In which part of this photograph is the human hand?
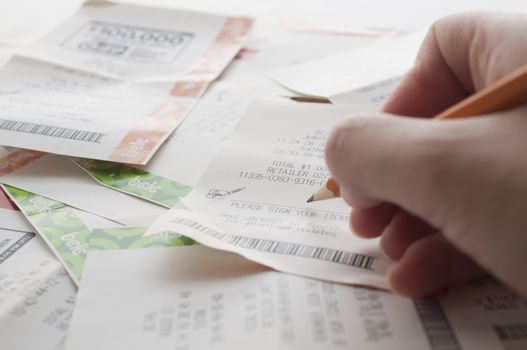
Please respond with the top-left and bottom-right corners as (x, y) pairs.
(325, 12), (527, 297)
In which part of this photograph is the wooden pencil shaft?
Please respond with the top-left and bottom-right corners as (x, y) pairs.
(435, 64), (527, 120)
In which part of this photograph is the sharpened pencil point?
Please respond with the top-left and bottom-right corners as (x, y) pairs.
(306, 195), (314, 203)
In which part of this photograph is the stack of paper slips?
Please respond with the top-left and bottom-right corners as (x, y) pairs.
(0, 1), (526, 350)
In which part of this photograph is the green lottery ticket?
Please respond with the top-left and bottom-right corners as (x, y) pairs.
(2, 184), (91, 285)
(72, 158), (193, 208)
(89, 226), (197, 251)
(2, 185), (197, 286)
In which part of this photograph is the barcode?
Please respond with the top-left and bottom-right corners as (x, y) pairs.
(0, 119), (105, 143)
(0, 231), (35, 264)
(414, 299), (461, 350)
(495, 324), (527, 340)
(170, 217), (377, 270)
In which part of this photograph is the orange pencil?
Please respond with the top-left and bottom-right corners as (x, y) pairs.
(307, 63), (527, 203)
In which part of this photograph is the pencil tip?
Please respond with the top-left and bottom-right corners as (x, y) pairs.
(306, 195), (314, 203)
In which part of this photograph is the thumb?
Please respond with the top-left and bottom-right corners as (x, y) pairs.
(325, 113), (467, 230)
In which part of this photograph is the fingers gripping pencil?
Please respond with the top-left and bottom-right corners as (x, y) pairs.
(307, 63), (527, 203)
(307, 177), (340, 202)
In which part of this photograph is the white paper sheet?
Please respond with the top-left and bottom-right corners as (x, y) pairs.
(0, 1), (252, 164)
(71, 207), (123, 231)
(144, 81), (293, 186)
(0, 46), (13, 67)
(220, 16), (394, 84)
(269, 32), (426, 106)
(0, 154), (166, 226)
(0, 208), (77, 350)
(26, 1), (244, 81)
(147, 99), (391, 289)
(442, 279), (527, 350)
(65, 246), (507, 350)
(0, 0), (82, 46)
(0, 56), (194, 164)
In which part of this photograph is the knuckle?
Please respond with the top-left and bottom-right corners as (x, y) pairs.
(325, 121), (349, 165)
(403, 127), (461, 225)
(432, 12), (479, 31)
(325, 115), (376, 169)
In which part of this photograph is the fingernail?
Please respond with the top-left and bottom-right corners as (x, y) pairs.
(379, 242), (395, 262)
(349, 218), (361, 237)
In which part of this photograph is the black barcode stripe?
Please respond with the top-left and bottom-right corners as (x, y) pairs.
(0, 119), (105, 143)
(171, 217), (376, 270)
(0, 232), (35, 264)
(495, 324), (527, 340)
(414, 299), (461, 350)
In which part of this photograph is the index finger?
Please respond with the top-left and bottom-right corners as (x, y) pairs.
(382, 15), (475, 117)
